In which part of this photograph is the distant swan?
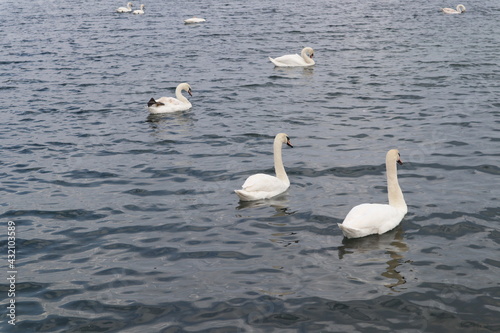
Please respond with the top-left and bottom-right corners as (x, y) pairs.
(441, 4), (466, 14)
(132, 4), (145, 14)
(235, 133), (293, 201)
(184, 17), (206, 24)
(116, 2), (133, 13)
(338, 149), (407, 239)
(269, 47), (315, 67)
(147, 83), (192, 114)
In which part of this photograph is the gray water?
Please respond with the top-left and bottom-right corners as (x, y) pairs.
(1, 0), (499, 332)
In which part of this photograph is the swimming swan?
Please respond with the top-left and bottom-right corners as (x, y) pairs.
(116, 2), (133, 13)
(184, 17), (206, 24)
(132, 4), (145, 14)
(269, 47), (315, 67)
(147, 83), (192, 114)
(235, 133), (293, 201)
(441, 4), (466, 14)
(338, 149), (407, 239)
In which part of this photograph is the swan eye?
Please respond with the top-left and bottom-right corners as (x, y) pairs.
(286, 136), (290, 141)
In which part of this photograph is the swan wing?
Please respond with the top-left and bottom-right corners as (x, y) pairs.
(156, 97), (184, 105)
(234, 173), (289, 201)
(339, 203), (405, 238)
(241, 173), (287, 192)
(442, 7), (458, 14)
(147, 97), (191, 113)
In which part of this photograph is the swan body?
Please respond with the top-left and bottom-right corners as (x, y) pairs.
(184, 17), (206, 24)
(338, 149), (407, 239)
(116, 2), (133, 13)
(235, 133), (293, 201)
(132, 4), (145, 14)
(441, 4), (466, 14)
(147, 83), (192, 114)
(269, 47), (315, 67)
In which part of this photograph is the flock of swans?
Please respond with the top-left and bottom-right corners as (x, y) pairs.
(116, 2), (145, 14)
(126, 2), (467, 238)
(232, 133), (407, 239)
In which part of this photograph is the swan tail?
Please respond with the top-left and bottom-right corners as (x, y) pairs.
(148, 98), (164, 107)
(234, 190), (252, 201)
(338, 223), (367, 239)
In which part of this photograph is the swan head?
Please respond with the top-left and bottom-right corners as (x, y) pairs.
(178, 83), (192, 96)
(127, 2), (133, 6)
(302, 47), (315, 59)
(457, 4), (466, 12)
(387, 149), (403, 165)
(276, 133), (293, 148)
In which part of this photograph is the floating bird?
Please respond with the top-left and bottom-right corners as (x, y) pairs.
(147, 83), (192, 114)
(441, 4), (466, 14)
(269, 47), (315, 67)
(116, 2), (133, 13)
(184, 17), (206, 24)
(235, 133), (293, 201)
(132, 4), (145, 14)
(338, 149), (407, 239)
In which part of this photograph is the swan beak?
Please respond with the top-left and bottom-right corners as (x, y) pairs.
(310, 53), (314, 58)
(286, 140), (293, 148)
(188, 89), (192, 96)
(397, 158), (403, 165)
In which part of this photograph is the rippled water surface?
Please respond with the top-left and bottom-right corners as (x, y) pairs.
(1, 0), (499, 332)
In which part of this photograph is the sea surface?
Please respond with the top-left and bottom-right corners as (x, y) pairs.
(0, 0), (499, 332)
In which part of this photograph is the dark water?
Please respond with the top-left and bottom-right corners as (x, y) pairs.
(1, 0), (499, 332)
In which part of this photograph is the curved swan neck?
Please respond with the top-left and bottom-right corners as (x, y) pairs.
(386, 156), (406, 209)
(300, 48), (314, 65)
(273, 138), (289, 185)
(175, 85), (189, 103)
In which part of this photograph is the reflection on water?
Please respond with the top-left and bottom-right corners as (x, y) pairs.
(146, 110), (195, 137)
(235, 193), (295, 217)
(338, 226), (409, 290)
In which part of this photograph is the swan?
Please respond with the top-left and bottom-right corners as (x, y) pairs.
(116, 2), (133, 13)
(338, 149), (407, 239)
(269, 47), (315, 67)
(441, 4), (466, 14)
(184, 17), (206, 24)
(132, 4), (145, 14)
(147, 83), (192, 114)
(235, 133), (293, 201)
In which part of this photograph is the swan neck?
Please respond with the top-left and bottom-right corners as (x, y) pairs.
(176, 86), (189, 103)
(301, 49), (314, 64)
(273, 139), (289, 185)
(386, 159), (406, 210)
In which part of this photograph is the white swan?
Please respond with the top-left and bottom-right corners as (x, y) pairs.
(269, 47), (315, 67)
(147, 83), (192, 114)
(338, 149), (407, 239)
(116, 2), (133, 13)
(441, 4), (466, 14)
(132, 4), (145, 14)
(235, 133), (293, 201)
(184, 17), (206, 24)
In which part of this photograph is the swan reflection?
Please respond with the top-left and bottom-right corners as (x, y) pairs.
(338, 226), (408, 290)
(236, 193), (295, 217)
